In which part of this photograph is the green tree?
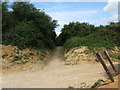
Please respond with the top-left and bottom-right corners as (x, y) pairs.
(57, 22), (95, 46)
(2, 2), (58, 50)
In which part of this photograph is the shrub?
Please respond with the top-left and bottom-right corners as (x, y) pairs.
(63, 31), (116, 52)
(12, 56), (22, 62)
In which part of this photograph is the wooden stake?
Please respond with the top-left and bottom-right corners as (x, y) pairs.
(104, 51), (118, 75)
(96, 53), (114, 82)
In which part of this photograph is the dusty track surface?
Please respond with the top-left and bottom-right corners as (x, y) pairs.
(2, 47), (119, 88)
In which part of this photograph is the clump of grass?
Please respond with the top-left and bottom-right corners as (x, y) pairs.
(23, 57), (29, 59)
(21, 61), (28, 64)
(23, 54), (30, 59)
(37, 50), (46, 57)
(24, 54), (30, 57)
(29, 48), (32, 51)
(91, 79), (104, 88)
(14, 48), (21, 54)
(109, 53), (120, 60)
(68, 86), (74, 88)
(16, 49), (20, 54)
(12, 56), (22, 62)
(29, 52), (34, 56)
(2, 53), (8, 58)
(80, 82), (90, 88)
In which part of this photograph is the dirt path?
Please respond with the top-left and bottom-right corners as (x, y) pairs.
(2, 47), (119, 88)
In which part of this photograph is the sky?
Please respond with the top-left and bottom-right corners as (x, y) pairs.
(4, 0), (119, 36)
(32, 0), (118, 35)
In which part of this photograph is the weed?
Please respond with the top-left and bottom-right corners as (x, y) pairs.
(109, 53), (120, 60)
(68, 86), (74, 88)
(29, 52), (34, 56)
(91, 79), (104, 88)
(29, 48), (32, 51)
(80, 82), (90, 88)
(21, 61), (28, 64)
(23, 54), (31, 59)
(23, 57), (29, 59)
(14, 48), (20, 54)
(12, 56), (22, 62)
(24, 54), (30, 57)
(2, 53), (8, 58)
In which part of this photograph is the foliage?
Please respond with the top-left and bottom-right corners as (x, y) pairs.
(2, 2), (58, 50)
(63, 28), (117, 52)
(12, 56), (22, 62)
(56, 22), (95, 46)
(2, 2), (119, 52)
(56, 22), (120, 52)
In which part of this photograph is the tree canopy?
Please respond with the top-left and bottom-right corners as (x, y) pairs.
(57, 22), (120, 51)
(2, 2), (58, 49)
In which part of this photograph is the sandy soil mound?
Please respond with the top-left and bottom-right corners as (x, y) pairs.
(64, 46), (119, 65)
(0, 44), (50, 74)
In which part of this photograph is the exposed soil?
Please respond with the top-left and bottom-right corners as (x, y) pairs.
(98, 74), (120, 88)
(1, 47), (119, 88)
(1, 45), (50, 74)
(64, 46), (119, 65)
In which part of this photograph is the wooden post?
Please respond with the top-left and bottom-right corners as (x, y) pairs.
(96, 53), (114, 82)
(104, 51), (118, 75)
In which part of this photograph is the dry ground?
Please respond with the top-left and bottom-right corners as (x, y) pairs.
(1, 47), (119, 88)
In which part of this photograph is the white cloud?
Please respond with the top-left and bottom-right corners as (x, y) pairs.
(30, 0), (107, 2)
(100, 0), (119, 24)
(47, 10), (97, 34)
(56, 31), (61, 36)
(48, 11), (97, 16)
(47, 10), (97, 25)
(30, 0), (108, 2)
(103, 0), (119, 14)
(100, 14), (118, 23)
(3, 0), (108, 2)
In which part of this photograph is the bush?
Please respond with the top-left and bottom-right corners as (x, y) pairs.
(63, 31), (116, 52)
(6, 21), (46, 49)
(2, 2), (57, 50)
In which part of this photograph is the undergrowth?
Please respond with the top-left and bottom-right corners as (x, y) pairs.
(63, 31), (116, 53)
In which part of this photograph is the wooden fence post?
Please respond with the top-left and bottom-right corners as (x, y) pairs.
(96, 53), (114, 82)
(104, 51), (118, 75)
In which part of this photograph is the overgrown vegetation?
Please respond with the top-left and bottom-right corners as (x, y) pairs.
(2, 2), (119, 54)
(57, 22), (120, 52)
(2, 2), (58, 50)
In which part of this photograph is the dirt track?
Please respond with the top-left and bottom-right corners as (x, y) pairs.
(1, 47), (119, 88)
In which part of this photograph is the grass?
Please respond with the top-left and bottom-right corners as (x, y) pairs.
(2, 53), (8, 58)
(80, 82), (90, 88)
(12, 56), (22, 62)
(29, 52), (34, 56)
(21, 60), (28, 64)
(109, 53), (120, 60)
(68, 86), (74, 88)
(91, 81), (104, 88)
